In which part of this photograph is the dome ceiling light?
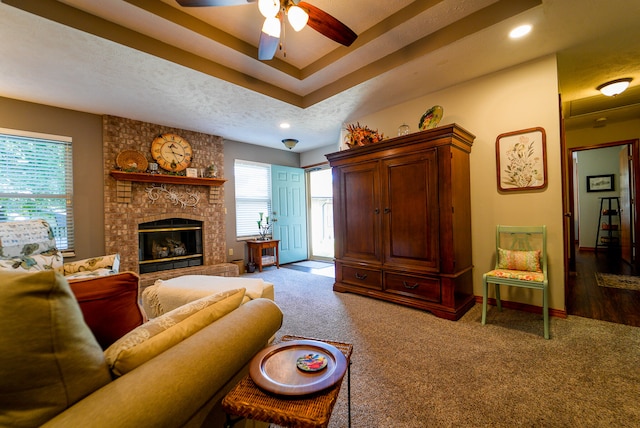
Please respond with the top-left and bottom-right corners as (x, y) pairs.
(597, 78), (633, 97)
(282, 138), (298, 149)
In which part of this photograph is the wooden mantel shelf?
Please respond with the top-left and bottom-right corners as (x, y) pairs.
(110, 170), (226, 187)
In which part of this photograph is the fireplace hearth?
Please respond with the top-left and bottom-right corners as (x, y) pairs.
(138, 218), (203, 274)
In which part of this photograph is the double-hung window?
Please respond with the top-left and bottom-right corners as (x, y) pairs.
(234, 160), (271, 239)
(0, 128), (74, 251)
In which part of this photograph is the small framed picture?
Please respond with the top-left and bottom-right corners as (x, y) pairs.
(586, 174), (615, 192)
(185, 167), (198, 178)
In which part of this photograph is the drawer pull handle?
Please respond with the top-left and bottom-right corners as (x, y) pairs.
(355, 273), (368, 280)
(403, 281), (419, 289)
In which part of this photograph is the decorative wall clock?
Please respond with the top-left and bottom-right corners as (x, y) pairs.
(151, 133), (192, 172)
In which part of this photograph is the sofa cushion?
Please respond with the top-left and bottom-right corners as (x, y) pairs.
(0, 270), (112, 427)
(104, 288), (246, 377)
(68, 272), (145, 349)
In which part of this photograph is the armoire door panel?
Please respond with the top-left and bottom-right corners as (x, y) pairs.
(338, 162), (381, 262)
(382, 151), (439, 268)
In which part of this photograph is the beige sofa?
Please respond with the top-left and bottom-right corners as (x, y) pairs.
(0, 270), (283, 428)
(44, 298), (282, 427)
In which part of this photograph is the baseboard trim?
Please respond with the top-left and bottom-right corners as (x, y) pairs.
(474, 295), (567, 319)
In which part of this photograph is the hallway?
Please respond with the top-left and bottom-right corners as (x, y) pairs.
(568, 245), (640, 327)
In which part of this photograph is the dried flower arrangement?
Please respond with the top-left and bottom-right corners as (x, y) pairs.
(344, 122), (385, 148)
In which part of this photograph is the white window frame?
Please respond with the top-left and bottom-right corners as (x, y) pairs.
(234, 159), (271, 239)
(0, 127), (74, 251)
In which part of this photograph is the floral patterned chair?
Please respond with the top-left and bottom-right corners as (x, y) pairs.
(481, 225), (549, 339)
(0, 219), (119, 279)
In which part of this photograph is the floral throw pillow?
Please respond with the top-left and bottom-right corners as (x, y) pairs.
(497, 248), (542, 272)
(0, 220), (63, 273)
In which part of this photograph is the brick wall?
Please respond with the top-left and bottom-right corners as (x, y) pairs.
(103, 115), (227, 278)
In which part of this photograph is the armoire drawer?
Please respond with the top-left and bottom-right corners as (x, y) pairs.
(340, 265), (382, 290)
(384, 272), (441, 302)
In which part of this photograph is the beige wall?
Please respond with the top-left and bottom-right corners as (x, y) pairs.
(0, 96), (105, 260)
(319, 56), (565, 311)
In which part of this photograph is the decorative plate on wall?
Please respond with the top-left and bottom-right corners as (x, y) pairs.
(419, 105), (444, 130)
(116, 149), (148, 172)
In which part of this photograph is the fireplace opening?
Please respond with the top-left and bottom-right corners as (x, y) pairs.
(138, 218), (203, 274)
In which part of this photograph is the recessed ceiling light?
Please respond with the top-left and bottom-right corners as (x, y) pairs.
(509, 24), (532, 39)
(280, 122), (291, 129)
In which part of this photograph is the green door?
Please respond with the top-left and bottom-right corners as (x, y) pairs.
(271, 165), (308, 264)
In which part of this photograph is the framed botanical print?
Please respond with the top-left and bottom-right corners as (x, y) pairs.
(496, 127), (547, 192)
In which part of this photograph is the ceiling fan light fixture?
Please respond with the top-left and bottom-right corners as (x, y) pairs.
(597, 78), (633, 96)
(258, 0), (280, 18)
(282, 138), (298, 149)
(287, 5), (309, 31)
(262, 16), (281, 38)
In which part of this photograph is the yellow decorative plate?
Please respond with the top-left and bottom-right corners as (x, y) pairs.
(116, 150), (148, 172)
(419, 105), (443, 130)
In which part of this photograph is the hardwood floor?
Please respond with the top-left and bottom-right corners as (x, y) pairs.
(568, 245), (640, 327)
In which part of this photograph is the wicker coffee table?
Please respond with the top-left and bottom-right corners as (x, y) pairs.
(222, 335), (353, 428)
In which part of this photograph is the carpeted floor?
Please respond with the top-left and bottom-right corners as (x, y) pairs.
(595, 272), (640, 291)
(244, 267), (640, 427)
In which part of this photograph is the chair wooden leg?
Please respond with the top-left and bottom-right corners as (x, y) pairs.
(482, 278), (488, 325)
(495, 284), (502, 312)
(543, 286), (549, 339)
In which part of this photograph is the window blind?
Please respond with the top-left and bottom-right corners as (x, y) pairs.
(0, 128), (74, 251)
(234, 160), (271, 238)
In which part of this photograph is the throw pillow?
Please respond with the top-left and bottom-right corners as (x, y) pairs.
(497, 248), (542, 272)
(105, 288), (246, 377)
(63, 253), (120, 277)
(0, 219), (63, 273)
(0, 271), (112, 427)
(69, 272), (145, 349)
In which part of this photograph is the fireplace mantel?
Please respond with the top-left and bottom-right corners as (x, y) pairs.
(110, 171), (226, 204)
(110, 170), (226, 187)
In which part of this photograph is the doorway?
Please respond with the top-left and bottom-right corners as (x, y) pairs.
(307, 167), (334, 260)
(565, 139), (640, 326)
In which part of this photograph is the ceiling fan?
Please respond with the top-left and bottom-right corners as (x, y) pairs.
(176, 0), (358, 60)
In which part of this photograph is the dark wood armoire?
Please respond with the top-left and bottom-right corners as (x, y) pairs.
(326, 124), (475, 320)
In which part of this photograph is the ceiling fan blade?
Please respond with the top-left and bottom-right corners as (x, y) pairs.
(176, 0), (255, 7)
(258, 32), (279, 60)
(298, 1), (357, 47)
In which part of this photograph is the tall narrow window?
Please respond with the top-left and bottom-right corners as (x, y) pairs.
(0, 128), (74, 251)
(234, 160), (271, 238)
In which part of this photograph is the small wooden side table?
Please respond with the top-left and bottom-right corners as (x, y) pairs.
(222, 335), (353, 428)
(246, 239), (280, 272)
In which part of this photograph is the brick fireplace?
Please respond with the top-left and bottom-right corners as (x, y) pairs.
(102, 115), (235, 287)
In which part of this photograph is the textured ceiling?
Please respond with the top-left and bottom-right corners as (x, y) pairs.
(0, 0), (638, 152)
